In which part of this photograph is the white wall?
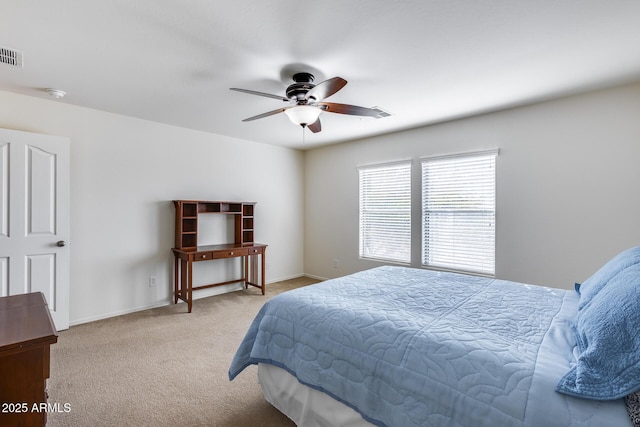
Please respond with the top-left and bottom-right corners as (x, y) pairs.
(0, 90), (305, 325)
(304, 82), (640, 289)
(3, 80), (639, 324)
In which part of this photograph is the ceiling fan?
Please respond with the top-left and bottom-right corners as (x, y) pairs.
(230, 72), (388, 133)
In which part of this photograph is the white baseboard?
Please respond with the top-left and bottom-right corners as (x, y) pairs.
(69, 273), (310, 327)
(268, 272), (307, 282)
(70, 300), (173, 326)
(303, 273), (329, 281)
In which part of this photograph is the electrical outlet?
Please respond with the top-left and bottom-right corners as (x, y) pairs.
(333, 259), (339, 269)
(149, 276), (157, 287)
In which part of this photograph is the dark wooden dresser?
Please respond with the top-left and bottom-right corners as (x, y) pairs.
(0, 292), (58, 426)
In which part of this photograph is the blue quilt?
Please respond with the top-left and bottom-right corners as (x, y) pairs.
(229, 266), (630, 427)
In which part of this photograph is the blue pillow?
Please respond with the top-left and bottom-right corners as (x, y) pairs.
(556, 263), (640, 399)
(577, 246), (640, 309)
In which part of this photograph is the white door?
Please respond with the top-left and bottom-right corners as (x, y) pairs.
(0, 128), (70, 330)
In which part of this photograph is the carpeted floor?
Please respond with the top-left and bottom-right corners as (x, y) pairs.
(47, 276), (319, 426)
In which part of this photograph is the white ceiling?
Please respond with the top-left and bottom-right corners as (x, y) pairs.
(2, 1), (640, 149)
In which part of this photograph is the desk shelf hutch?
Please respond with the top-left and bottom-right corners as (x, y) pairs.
(172, 200), (267, 312)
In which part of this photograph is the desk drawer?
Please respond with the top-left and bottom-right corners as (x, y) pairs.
(211, 248), (248, 259)
(247, 246), (264, 255)
(194, 252), (213, 261)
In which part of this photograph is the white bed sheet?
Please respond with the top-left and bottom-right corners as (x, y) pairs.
(258, 362), (373, 427)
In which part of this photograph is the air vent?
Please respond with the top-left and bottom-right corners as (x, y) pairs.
(0, 46), (23, 68)
(371, 106), (392, 118)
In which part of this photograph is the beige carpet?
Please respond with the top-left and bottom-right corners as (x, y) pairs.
(47, 276), (319, 427)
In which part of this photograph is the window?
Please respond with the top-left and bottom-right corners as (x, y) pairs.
(421, 150), (498, 275)
(359, 161), (411, 263)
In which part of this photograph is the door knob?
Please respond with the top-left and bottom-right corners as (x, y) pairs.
(57, 241), (67, 247)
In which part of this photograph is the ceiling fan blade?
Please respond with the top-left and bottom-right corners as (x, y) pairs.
(230, 88), (289, 102)
(242, 107), (287, 122)
(317, 102), (382, 118)
(308, 118), (321, 133)
(305, 77), (347, 101)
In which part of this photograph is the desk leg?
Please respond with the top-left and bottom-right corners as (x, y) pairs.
(178, 258), (190, 312)
(187, 258), (193, 313)
(173, 255), (179, 304)
(261, 251), (266, 295)
(179, 259), (187, 301)
(244, 256), (249, 289)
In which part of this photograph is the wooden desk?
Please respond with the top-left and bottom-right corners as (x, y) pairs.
(0, 292), (58, 427)
(172, 243), (267, 312)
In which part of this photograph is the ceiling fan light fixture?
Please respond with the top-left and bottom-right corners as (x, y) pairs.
(285, 105), (321, 127)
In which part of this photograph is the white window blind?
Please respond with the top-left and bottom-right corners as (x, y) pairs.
(421, 150), (497, 275)
(359, 161), (411, 263)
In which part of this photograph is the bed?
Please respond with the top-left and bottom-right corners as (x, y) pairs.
(229, 247), (640, 426)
